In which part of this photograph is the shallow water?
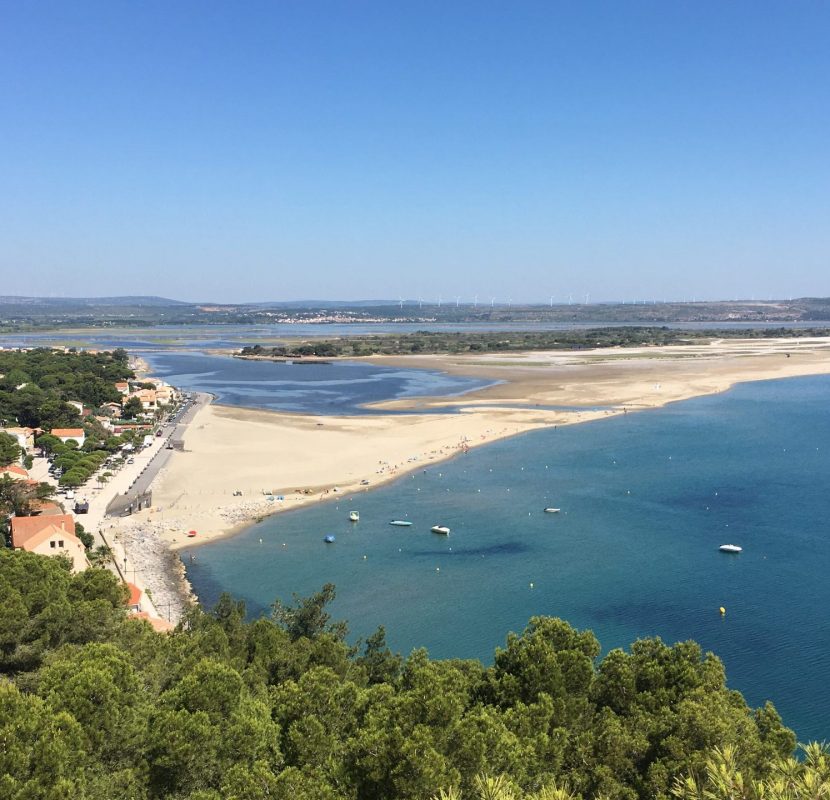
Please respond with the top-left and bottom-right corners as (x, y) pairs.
(187, 374), (830, 742)
(142, 350), (493, 415)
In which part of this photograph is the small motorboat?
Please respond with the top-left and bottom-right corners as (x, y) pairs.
(187, 530), (197, 538)
(719, 544), (742, 553)
(389, 520), (413, 527)
(543, 507), (561, 513)
(349, 510), (359, 522)
(430, 525), (450, 535)
(324, 535), (336, 543)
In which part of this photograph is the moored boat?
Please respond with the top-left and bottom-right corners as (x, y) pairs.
(543, 507), (561, 513)
(349, 510), (359, 522)
(389, 520), (413, 527)
(324, 535), (336, 543)
(719, 544), (742, 553)
(430, 525), (450, 535)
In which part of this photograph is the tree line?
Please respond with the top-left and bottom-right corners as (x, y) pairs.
(238, 327), (829, 359)
(2, 552), (826, 800)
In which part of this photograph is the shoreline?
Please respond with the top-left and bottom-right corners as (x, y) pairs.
(112, 337), (830, 573)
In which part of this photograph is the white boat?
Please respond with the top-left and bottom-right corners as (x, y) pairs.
(543, 507), (561, 513)
(389, 520), (413, 527)
(719, 544), (742, 553)
(430, 525), (450, 535)
(349, 511), (359, 522)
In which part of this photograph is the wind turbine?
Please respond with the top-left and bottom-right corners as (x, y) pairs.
(398, 297), (404, 310)
(438, 295), (442, 308)
(549, 295), (554, 307)
(473, 294), (478, 308)
(584, 293), (590, 305)
(455, 296), (461, 308)
(490, 296), (495, 308)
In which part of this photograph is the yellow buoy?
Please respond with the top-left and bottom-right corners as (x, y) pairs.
(719, 606), (726, 615)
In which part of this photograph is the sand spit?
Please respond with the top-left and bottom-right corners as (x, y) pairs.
(114, 336), (830, 563)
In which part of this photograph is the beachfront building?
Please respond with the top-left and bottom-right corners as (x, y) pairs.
(154, 384), (176, 405)
(124, 582), (175, 632)
(50, 427), (86, 447)
(10, 514), (88, 572)
(126, 582), (147, 613)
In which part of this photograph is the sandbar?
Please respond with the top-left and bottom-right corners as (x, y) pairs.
(114, 336), (830, 554)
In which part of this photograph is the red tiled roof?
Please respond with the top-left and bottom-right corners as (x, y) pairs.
(10, 514), (75, 548)
(50, 428), (85, 437)
(0, 465), (29, 477)
(19, 524), (83, 553)
(126, 582), (143, 607)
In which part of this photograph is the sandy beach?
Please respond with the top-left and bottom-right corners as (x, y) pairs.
(111, 336), (830, 560)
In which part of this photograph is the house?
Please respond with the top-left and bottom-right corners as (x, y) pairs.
(29, 499), (65, 516)
(154, 385), (176, 405)
(1, 426), (36, 452)
(128, 389), (157, 410)
(0, 465), (29, 481)
(126, 582), (146, 612)
(101, 402), (122, 417)
(10, 514), (87, 572)
(115, 381), (130, 395)
(50, 428), (86, 447)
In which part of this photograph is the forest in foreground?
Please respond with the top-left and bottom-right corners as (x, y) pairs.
(1, 550), (827, 800)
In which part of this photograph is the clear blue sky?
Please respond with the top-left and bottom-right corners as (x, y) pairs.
(2, 1), (829, 303)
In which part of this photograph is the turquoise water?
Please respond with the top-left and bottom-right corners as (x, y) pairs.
(186, 375), (830, 743)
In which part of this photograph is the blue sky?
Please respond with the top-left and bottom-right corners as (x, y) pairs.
(2, 1), (829, 303)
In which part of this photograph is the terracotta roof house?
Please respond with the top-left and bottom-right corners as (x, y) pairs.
(126, 582), (145, 612)
(129, 389), (157, 410)
(0, 465), (29, 481)
(50, 428), (86, 446)
(10, 514), (87, 572)
(115, 382), (130, 395)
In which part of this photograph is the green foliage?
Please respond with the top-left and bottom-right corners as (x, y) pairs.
(238, 327), (830, 360)
(0, 347), (132, 429)
(0, 554), (821, 800)
(0, 431), (21, 466)
(123, 395), (144, 419)
(271, 582), (349, 642)
(0, 475), (54, 531)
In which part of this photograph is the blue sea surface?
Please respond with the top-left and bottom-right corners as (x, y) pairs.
(187, 375), (830, 743)
(141, 350), (493, 414)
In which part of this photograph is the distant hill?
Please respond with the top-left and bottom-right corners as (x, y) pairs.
(0, 295), (189, 307)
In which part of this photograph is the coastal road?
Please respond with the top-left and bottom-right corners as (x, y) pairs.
(114, 391), (211, 506)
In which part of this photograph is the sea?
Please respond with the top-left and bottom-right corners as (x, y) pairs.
(180, 371), (830, 744)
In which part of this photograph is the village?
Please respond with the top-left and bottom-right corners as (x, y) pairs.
(0, 348), (190, 632)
